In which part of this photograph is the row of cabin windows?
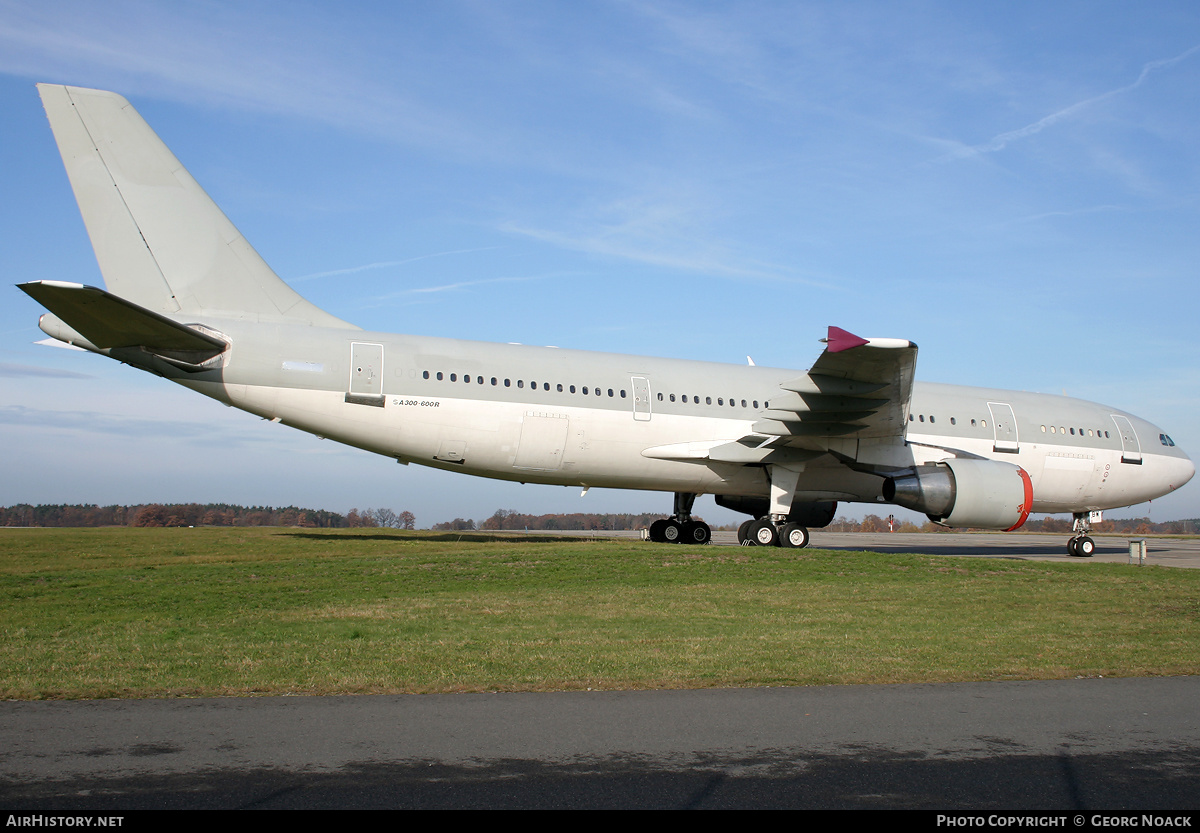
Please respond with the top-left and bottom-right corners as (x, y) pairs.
(658, 393), (759, 409)
(909, 413), (1119, 442)
(420, 370), (762, 409)
(908, 414), (984, 428)
(423, 370), (624, 397)
(1040, 425), (1112, 439)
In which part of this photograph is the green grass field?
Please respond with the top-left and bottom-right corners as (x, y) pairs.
(2, 527), (1197, 699)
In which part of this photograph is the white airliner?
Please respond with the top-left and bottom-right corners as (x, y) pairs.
(20, 85), (1195, 554)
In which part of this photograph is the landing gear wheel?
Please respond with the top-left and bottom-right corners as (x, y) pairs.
(649, 519), (668, 543)
(1066, 538), (1079, 557)
(683, 521), (711, 545)
(779, 522), (810, 549)
(737, 520), (754, 545)
(662, 520), (683, 543)
(1076, 536), (1095, 557)
(747, 519), (779, 547)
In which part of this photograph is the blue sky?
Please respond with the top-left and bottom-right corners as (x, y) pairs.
(1, 1), (1197, 527)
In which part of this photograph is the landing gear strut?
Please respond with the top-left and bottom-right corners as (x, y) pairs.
(648, 492), (711, 544)
(1067, 512), (1096, 557)
(735, 464), (811, 548)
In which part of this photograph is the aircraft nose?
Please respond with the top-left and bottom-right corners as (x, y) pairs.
(1178, 452), (1197, 489)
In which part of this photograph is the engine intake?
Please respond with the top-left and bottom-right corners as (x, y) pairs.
(884, 459), (1032, 531)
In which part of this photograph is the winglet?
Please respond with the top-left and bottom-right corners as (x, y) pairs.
(822, 326), (870, 353)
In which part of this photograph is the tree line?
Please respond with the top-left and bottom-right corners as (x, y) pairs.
(3, 503), (1194, 535)
(0, 503), (413, 529)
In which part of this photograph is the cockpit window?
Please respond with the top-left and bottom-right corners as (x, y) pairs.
(1161, 433), (1176, 447)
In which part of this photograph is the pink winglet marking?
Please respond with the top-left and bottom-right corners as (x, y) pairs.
(826, 326), (870, 353)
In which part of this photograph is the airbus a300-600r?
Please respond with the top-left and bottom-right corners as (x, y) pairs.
(20, 86), (1195, 554)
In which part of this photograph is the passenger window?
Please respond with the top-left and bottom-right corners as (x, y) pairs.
(422, 370), (430, 379)
(706, 397), (712, 405)
(450, 373), (457, 382)
(608, 389), (614, 397)
(504, 379), (510, 387)
(437, 372), (444, 381)
(491, 377), (497, 386)
(620, 390), (626, 398)
(557, 384), (563, 392)
(670, 394), (676, 402)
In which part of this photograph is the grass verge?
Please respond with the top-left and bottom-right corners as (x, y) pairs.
(2, 527), (1197, 699)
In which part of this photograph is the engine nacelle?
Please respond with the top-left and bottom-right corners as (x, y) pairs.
(883, 459), (1033, 531)
(715, 495), (838, 528)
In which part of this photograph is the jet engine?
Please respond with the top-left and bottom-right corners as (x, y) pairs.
(883, 459), (1032, 531)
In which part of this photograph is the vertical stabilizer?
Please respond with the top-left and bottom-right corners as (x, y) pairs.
(37, 84), (354, 328)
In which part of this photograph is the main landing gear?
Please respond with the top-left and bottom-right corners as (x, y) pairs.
(736, 463), (811, 548)
(1067, 512), (1096, 557)
(736, 518), (810, 548)
(648, 492), (712, 545)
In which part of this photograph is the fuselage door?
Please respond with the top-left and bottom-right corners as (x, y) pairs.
(1110, 414), (1142, 464)
(346, 342), (385, 407)
(632, 376), (651, 421)
(987, 401), (1019, 453)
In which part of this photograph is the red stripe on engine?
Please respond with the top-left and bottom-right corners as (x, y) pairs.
(1006, 467), (1034, 531)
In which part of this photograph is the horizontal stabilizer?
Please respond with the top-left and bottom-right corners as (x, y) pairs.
(19, 281), (226, 360)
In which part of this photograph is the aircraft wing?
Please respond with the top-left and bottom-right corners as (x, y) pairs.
(642, 326), (917, 465)
(752, 326), (917, 446)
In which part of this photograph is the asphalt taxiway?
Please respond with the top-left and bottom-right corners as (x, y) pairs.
(2, 677), (1198, 810)
(560, 530), (1200, 568)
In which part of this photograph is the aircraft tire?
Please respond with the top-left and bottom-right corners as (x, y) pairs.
(779, 522), (810, 549)
(662, 520), (683, 543)
(684, 521), (711, 545)
(747, 519), (778, 547)
(649, 519), (668, 543)
(737, 520), (754, 544)
(1076, 536), (1096, 557)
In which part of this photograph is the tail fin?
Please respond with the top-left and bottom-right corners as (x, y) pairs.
(37, 84), (354, 329)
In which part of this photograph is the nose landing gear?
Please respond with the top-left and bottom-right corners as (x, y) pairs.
(1067, 512), (1096, 557)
